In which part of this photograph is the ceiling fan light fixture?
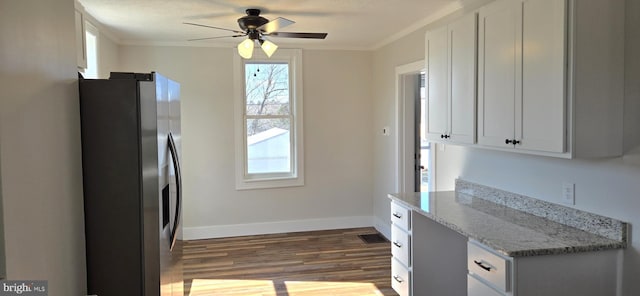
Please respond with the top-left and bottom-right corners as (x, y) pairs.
(237, 38), (254, 59)
(260, 39), (278, 57)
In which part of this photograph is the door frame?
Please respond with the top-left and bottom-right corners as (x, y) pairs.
(395, 60), (436, 193)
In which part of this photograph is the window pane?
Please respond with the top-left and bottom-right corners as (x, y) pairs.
(247, 118), (291, 174)
(245, 63), (290, 116)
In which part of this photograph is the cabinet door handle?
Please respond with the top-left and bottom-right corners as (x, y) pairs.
(393, 241), (402, 248)
(392, 212), (402, 219)
(474, 260), (492, 272)
(505, 139), (520, 145)
(393, 275), (404, 283)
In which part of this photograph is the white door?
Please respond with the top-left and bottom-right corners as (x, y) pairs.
(477, 0), (521, 149)
(425, 25), (449, 142)
(518, 0), (566, 153)
(448, 13), (477, 144)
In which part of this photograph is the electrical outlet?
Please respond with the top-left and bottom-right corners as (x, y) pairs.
(562, 182), (575, 205)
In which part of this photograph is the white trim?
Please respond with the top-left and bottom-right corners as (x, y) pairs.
(183, 216), (374, 240)
(372, 1), (465, 50)
(395, 61), (426, 193)
(233, 48), (305, 190)
(373, 216), (391, 240)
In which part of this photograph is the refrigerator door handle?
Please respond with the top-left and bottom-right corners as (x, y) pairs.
(168, 132), (181, 251)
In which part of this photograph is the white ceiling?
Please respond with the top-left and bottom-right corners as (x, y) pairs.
(78, 0), (467, 50)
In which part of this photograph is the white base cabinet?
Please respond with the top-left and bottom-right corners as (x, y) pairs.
(390, 201), (412, 296)
(391, 258), (411, 296)
(467, 240), (620, 296)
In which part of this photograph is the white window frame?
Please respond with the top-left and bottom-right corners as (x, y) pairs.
(233, 48), (304, 190)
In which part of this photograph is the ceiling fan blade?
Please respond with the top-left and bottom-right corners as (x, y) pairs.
(183, 22), (245, 34)
(268, 32), (328, 39)
(258, 17), (295, 34)
(188, 35), (245, 41)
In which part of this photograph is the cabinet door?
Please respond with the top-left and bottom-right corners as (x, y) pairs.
(477, 0), (521, 148)
(518, 0), (566, 152)
(448, 13), (477, 144)
(425, 26), (449, 142)
(468, 275), (505, 296)
(74, 8), (87, 69)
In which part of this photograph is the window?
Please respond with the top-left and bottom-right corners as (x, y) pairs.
(234, 49), (304, 189)
(83, 21), (99, 79)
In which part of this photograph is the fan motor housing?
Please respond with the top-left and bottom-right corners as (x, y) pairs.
(238, 9), (269, 31)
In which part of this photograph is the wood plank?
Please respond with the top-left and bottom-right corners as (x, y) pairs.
(183, 227), (398, 296)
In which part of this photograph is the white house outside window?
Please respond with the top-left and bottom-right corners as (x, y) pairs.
(234, 49), (304, 190)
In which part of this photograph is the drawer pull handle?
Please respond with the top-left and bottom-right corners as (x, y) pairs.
(393, 241), (402, 248)
(474, 260), (492, 272)
(392, 212), (402, 219)
(393, 275), (404, 283)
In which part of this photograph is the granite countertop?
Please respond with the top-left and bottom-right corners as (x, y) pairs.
(388, 190), (626, 257)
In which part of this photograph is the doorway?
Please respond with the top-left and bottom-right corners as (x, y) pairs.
(396, 61), (434, 193)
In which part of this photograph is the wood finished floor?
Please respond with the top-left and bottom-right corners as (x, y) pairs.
(183, 227), (399, 296)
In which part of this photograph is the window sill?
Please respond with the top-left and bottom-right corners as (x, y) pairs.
(235, 176), (304, 190)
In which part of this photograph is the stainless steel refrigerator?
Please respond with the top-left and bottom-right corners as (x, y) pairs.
(79, 72), (183, 296)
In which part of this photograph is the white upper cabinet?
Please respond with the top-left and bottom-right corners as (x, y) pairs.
(75, 2), (87, 70)
(476, 0), (623, 158)
(478, 0), (565, 153)
(425, 25), (449, 141)
(425, 13), (477, 145)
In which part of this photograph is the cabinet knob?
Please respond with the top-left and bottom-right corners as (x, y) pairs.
(440, 134), (445, 139)
(445, 135), (450, 139)
(514, 140), (521, 145)
(505, 139), (513, 144)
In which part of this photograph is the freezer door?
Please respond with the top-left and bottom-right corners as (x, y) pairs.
(168, 77), (183, 296)
(155, 73), (183, 296)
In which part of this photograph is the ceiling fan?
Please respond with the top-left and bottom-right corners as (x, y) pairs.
(184, 8), (328, 59)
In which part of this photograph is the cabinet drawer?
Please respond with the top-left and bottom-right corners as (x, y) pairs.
(467, 241), (510, 293)
(468, 274), (505, 296)
(390, 201), (411, 231)
(391, 224), (411, 267)
(391, 258), (411, 296)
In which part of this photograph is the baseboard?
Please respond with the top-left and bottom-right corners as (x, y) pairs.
(373, 216), (391, 240)
(183, 216), (375, 240)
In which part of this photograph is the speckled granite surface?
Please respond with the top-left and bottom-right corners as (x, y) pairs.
(455, 179), (628, 242)
(388, 183), (627, 257)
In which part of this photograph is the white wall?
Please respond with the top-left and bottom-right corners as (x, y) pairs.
(0, 0), (86, 294)
(117, 46), (375, 238)
(372, 0), (640, 294)
(96, 29), (119, 79)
